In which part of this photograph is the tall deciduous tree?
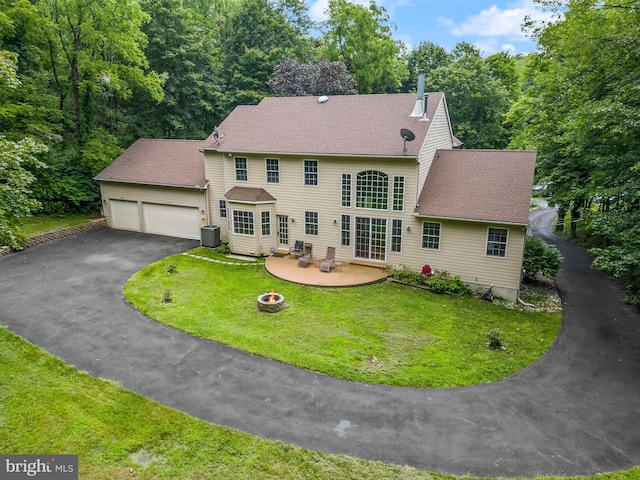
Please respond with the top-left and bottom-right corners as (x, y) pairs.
(426, 42), (511, 148)
(221, 0), (312, 107)
(320, 0), (406, 94)
(509, 0), (640, 303)
(402, 41), (452, 93)
(133, 0), (225, 139)
(268, 57), (356, 96)
(0, 51), (46, 248)
(35, 0), (164, 146)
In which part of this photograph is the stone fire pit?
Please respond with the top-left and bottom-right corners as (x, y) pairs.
(257, 291), (286, 313)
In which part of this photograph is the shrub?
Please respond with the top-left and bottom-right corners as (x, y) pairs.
(523, 236), (563, 281)
(427, 276), (448, 294)
(449, 276), (472, 296)
(215, 243), (231, 254)
(487, 329), (505, 350)
(165, 262), (177, 274)
(161, 290), (172, 304)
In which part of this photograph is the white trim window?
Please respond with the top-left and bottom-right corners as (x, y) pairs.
(391, 219), (402, 253)
(219, 199), (227, 218)
(422, 222), (441, 250)
(304, 160), (318, 186)
(341, 173), (352, 207)
(266, 158), (279, 183)
(235, 157), (248, 181)
(341, 214), (351, 246)
(261, 211), (271, 236)
(486, 227), (508, 257)
(233, 210), (254, 235)
(305, 211), (319, 235)
(392, 176), (405, 212)
(356, 170), (388, 210)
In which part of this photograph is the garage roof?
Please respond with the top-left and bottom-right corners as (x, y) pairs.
(94, 139), (207, 188)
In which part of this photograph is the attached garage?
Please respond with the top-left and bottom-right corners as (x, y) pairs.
(142, 203), (201, 239)
(95, 139), (209, 240)
(110, 200), (141, 231)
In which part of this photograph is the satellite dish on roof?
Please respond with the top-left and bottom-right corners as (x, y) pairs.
(400, 128), (415, 141)
(318, 95), (329, 104)
(400, 128), (415, 154)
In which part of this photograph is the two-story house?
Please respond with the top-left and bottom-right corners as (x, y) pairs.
(95, 86), (535, 301)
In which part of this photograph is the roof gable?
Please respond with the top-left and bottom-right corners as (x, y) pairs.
(416, 149), (537, 225)
(205, 93), (446, 158)
(94, 139), (207, 188)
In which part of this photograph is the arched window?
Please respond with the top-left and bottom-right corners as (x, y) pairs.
(356, 170), (388, 210)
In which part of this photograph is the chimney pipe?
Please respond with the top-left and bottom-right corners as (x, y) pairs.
(410, 69), (427, 117)
(416, 69), (425, 99)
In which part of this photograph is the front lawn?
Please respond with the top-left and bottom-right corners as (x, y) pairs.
(3, 326), (637, 479)
(124, 248), (561, 388)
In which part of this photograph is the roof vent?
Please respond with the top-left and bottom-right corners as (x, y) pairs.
(318, 95), (329, 104)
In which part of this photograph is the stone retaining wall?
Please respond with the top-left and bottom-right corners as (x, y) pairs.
(0, 218), (108, 260)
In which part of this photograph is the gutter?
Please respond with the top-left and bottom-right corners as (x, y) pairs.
(200, 148), (419, 160)
(94, 178), (210, 190)
(412, 211), (528, 227)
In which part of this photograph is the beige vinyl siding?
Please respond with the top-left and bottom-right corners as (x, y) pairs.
(203, 151), (230, 243)
(226, 203), (275, 256)
(100, 182), (206, 236)
(417, 99), (455, 194)
(209, 153), (419, 259)
(394, 218), (525, 301)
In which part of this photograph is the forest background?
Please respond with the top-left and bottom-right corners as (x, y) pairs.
(0, 0), (638, 304)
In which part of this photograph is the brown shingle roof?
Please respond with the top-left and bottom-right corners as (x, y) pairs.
(416, 149), (537, 225)
(205, 93), (446, 157)
(224, 186), (276, 203)
(94, 139), (206, 188)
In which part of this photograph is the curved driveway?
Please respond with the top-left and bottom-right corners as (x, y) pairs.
(1, 213), (639, 478)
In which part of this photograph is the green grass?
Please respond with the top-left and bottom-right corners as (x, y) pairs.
(124, 248), (562, 388)
(18, 213), (100, 237)
(2, 326), (639, 480)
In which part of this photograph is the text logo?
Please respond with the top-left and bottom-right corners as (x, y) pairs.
(1, 455), (78, 479)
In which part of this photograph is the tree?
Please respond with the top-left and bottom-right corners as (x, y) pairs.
(132, 0), (225, 139)
(268, 57), (356, 96)
(319, 0), (407, 94)
(426, 42), (512, 148)
(221, 0), (313, 107)
(509, 0), (640, 304)
(34, 0), (164, 146)
(402, 41), (452, 93)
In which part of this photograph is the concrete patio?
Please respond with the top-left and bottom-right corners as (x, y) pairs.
(264, 254), (388, 287)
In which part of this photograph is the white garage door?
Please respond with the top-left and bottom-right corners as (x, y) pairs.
(110, 200), (141, 231)
(142, 203), (201, 239)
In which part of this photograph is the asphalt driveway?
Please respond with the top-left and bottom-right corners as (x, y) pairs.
(1, 214), (639, 477)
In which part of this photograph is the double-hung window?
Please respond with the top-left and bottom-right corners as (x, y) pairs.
(391, 219), (402, 253)
(235, 157), (248, 181)
(266, 158), (279, 183)
(422, 222), (441, 250)
(261, 211), (271, 236)
(305, 211), (318, 235)
(341, 215), (351, 247)
(392, 176), (405, 212)
(304, 160), (318, 186)
(341, 174), (352, 207)
(219, 200), (227, 218)
(486, 228), (508, 257)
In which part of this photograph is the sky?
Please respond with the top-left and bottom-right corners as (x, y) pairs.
(307, 0), (555, 56)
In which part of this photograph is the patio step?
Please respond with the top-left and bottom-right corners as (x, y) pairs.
(349, 260), (388, 270)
